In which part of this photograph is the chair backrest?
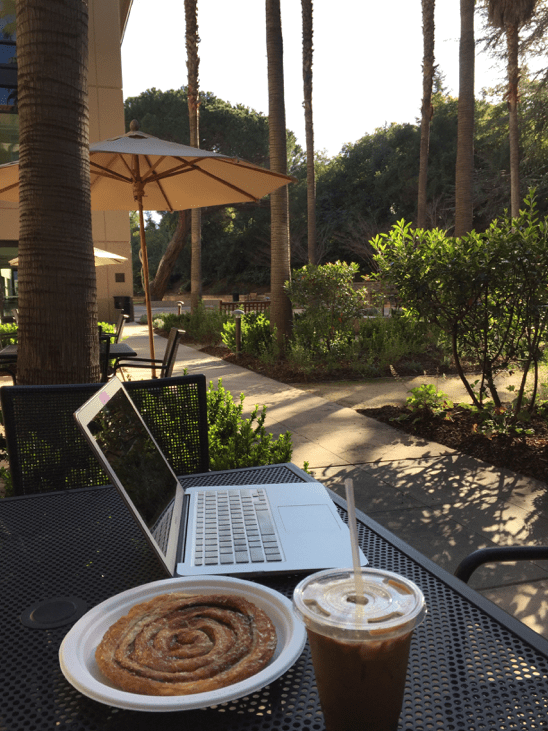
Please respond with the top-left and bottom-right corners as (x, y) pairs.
(99, 332), (111, 382)
(0, 374), (209, 496)
(114, 311), (129, 343)
(160, 328), (184, 378)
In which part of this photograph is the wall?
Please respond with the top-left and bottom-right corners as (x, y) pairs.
(0, 0), (133, 322)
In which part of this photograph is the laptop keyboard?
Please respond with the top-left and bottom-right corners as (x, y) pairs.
(193, 488), (283, 566)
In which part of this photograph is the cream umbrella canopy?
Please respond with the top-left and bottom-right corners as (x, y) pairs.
(0, 121), (295, 372)
(9, 247), (127, 268)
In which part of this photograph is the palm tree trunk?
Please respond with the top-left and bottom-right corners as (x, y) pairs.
(266, 0), (292, 348)
(185, 0), (201, 313)
(302, 0), (316, 264)
(507, 23), (520, 217)
(15, 0), (99, 384)
(417, 0), (435, 229)
(454, 0), (476, 237)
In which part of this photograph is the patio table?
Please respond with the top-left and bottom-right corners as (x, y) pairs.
(0, 341), (137, 382)
(0, 341), (137, 359)
(1, 463), (548, 730)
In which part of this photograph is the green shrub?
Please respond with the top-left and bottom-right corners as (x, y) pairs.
(207, 379), (292, 471)
(152, 303), (229, 345)
(0, 378), (296, 497)
(285, 261), (368, 355)
(98, 321), (116, 336)
(0, 322), (18, 346)
(373, 191), (548, 419)
(221, 311), (276, 358)
(357, 313), (441, 370)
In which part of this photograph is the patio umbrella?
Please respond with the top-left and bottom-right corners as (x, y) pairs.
(8, 247), (127, 268)
(0, 121), (295, 374)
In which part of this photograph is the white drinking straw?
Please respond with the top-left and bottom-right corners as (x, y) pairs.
(345, 478), (365, 602)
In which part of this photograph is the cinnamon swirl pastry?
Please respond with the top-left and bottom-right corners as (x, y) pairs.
(95, 593), (277, 695)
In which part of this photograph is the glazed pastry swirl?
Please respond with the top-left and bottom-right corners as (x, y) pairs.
(95, 593), (277, 695)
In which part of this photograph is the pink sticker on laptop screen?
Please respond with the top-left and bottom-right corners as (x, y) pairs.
(99, 392), (111, 404)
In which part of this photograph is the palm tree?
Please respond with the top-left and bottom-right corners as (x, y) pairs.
(15, 0), (99, 383)
(487, 0), (539, 217)
(454, 0), (476, 237)
(266, 0), (292, 347)
(302, 0), (316, 263)
(185, 0), (202, 313)
(417, 0), (436, 229)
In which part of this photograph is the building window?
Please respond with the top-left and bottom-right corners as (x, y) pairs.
(115, 273), (125, 283)
(0, 3), (18, 162)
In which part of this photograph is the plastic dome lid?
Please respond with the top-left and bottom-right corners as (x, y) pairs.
(293, 567), (426, 641)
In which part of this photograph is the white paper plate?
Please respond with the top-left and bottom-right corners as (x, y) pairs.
(59, 575), (306, 712)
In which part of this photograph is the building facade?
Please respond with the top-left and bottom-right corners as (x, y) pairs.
(0, 0), (134, 321)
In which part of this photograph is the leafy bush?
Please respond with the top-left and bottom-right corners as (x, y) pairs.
(373, 192), (548, 420)
(0, 378), (296, 498)
(98, 321), (116, 336)
(152, 303), (229, 345)
(221, 311), (277, 360)
(406, 384), (453, 414)
(285, 261), (368, 355)
(0, 322), (18, 346)
(357, 312), (442, 371)
(207, 379), (292, 471)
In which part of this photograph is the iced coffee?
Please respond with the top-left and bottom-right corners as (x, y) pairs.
(293, 568), (426, 731)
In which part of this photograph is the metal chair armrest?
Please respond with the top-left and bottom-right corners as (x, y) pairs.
(455, 546), (548, 583)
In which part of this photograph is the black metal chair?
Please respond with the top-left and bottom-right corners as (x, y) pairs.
(455, 546), (548, 583)
(0, 355), (17, 383)
(0, 374), (209, 496)
(112, 327), (184, 380)
(99, 331), (111, 382)
(103, 310), (129, 343)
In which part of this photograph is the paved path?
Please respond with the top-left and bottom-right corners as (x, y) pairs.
(121, 317), (548, 640)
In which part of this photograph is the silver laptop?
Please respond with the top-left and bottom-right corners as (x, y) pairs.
(74, 377), (367, 577)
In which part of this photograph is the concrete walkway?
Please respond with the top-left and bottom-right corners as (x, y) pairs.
(122, 314), (548, 640)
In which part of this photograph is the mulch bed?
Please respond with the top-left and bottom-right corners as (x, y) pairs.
(358, 405), (548, 484)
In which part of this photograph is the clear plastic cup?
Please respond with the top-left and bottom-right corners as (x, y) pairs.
(293, 567), (426, 731)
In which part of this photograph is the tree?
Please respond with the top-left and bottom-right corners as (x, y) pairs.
(373, 193), (548, 417)
(185, 0), (201, 312)
(454, 0), (476, 236)
(487, 0), (539, 216)
(15, 0), (99, 384)
(124, 88), (275, 288)
(302, 0), (316, 263)
(148, 211), (191, 300)
(417, 0), (436, 228)
(266, 0), (292, 347)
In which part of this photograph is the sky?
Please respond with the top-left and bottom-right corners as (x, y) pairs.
(121, 1), (507, 159)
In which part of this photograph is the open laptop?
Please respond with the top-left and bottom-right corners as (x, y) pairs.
(74, 377), (367, 577)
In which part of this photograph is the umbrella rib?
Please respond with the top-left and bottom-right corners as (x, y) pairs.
(0, 181), (19, 195)
(151, 163), (259, 202)
(141, 155), (174, 211)
(210, 157), (297, 182)
(140, 154), (167, 178)
(90, 160), (133, 184)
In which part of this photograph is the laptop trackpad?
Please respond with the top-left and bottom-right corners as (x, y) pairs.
(278, 505), (341, 533)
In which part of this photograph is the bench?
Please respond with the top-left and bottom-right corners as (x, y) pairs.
(219, 300), (270, 315)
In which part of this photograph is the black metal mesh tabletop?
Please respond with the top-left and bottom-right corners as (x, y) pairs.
(2, 464), (548, 731)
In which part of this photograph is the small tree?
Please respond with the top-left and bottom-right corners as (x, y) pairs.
(285, 261), (368, 354)
(372, 192), (548, 419)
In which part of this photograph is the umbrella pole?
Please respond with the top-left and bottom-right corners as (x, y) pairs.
(138, 200), (157, 378)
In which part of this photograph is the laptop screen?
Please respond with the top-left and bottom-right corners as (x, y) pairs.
(86, 386), (179, 553)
